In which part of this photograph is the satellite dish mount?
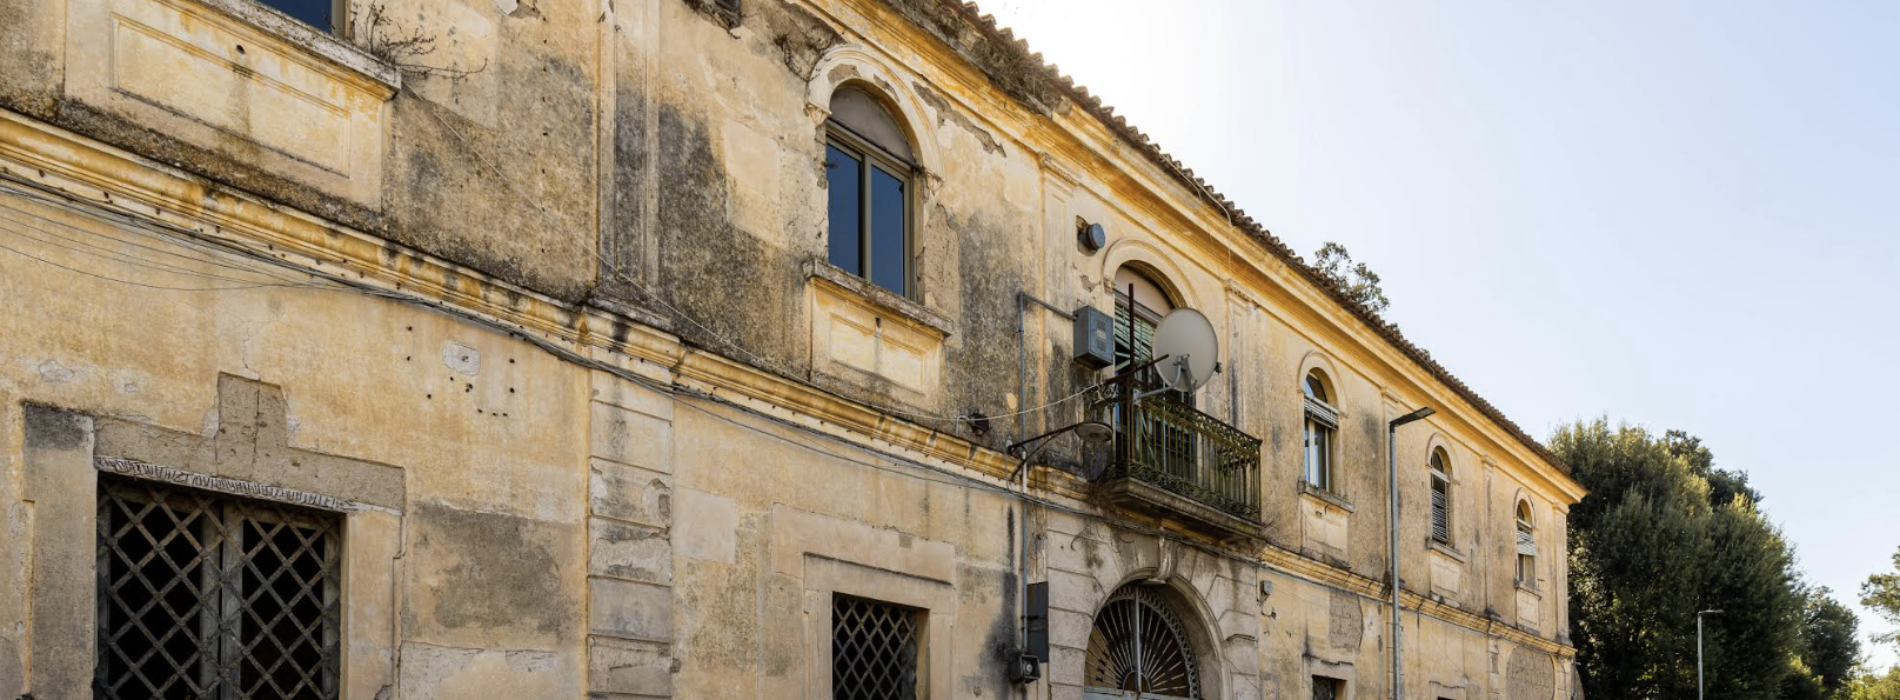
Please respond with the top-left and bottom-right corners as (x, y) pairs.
(1111, 282), (1221, 401)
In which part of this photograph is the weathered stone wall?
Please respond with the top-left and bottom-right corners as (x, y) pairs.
(0, 0), (1582, 697)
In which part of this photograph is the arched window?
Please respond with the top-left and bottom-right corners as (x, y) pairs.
(1515, 500), (1537, 587)
(825, 86), (915, 297)
(1429, 448), (1451, 544)
(1302, 370), (1339, 493)
(1112, 266), (1176, 388)
(1085, 585), (1204, 698)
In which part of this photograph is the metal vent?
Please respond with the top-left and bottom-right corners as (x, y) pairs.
(95, 475), (341, 699)
(832, 594), (920, 700)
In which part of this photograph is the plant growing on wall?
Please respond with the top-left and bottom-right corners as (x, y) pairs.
(1312, 242), (1390, 316)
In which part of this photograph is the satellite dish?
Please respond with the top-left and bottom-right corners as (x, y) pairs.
(1151, 308), (1219, 393)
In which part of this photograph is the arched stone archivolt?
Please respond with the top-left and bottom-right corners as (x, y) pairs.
(805, 45), (944, 186)
(1042, 523), (1260, 700)
(1099, 238), (1202, 313)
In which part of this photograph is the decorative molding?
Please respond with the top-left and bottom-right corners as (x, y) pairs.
(0, 109), (1578, 663)
(95, 456), (362, 512)
(805, 258), (954, 337)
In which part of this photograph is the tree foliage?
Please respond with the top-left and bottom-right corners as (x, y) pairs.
(1312, 242), (1390, 316)
(1849, 666), (1900, 700)
(1864, 546), (1900, 650)
(1554, 420), (1815, 700)
(1787, 588), (1866, 700)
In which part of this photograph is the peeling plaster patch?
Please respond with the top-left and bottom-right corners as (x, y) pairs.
(201, 405), (221, 439)
(36, 358), (76, 383)
(491, 0), (518, 14)
(412, 503), (572, 639)
(1327, 592), (1362, 650)
(914, 83), (1003, 155)
(444, 341), (482, 376)
(826, 64), (861, 86)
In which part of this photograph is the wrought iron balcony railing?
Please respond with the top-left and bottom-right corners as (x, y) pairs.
(1092, 385), (1264, 533)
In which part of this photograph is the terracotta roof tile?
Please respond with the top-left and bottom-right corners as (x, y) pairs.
(941, 0), (1567, 474)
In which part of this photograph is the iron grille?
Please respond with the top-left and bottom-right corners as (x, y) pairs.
(1084, 585), (1201, 699)
(95, 474), (342, 700)
(832, 594), (921, 700)
(1312, 676), (1343, 700)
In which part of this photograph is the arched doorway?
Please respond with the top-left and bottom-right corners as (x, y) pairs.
(1083, 585), (1205, 700)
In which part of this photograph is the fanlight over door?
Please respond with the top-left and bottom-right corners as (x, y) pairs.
(1083, 586), (1202, 700)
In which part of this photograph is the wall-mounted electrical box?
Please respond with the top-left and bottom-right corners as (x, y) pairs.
(1073, 306), (1114, 369)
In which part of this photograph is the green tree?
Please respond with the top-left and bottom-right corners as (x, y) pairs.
(1312, 242), (1390, 316)
(1665, 429), (1763, 507)
(1555, 420), (1805, 700)
(1849, 666), (1900, 700)
(1785, 587), (1864, 700)
(1865, 546), (1900, 650)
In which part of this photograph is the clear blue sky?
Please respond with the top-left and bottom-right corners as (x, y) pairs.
(988, 0), (1900, 667)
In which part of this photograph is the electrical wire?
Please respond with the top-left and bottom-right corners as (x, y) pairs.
(0, 211), (321, 289)
(0, 173), (1470, 634)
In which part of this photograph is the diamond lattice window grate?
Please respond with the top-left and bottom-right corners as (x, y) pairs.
(832, 594), (921, 700)
(95, 474), (342, 700)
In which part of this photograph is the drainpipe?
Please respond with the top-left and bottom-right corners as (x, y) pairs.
(1387, 406), (1435, 700)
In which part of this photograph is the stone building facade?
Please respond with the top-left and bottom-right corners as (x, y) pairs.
(0, 0), (1585, 698)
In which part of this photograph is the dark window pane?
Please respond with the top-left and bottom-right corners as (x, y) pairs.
(1304, 374), (1327, 401)
(260, 0), (335, 32)
(826, 145), (862, 275)
(870, 166), (906, 295)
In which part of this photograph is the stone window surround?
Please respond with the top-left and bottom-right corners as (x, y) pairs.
(183, 0), (402, 91)
(16, 379), (404, 698)
(1306, 659), (1358, 700)
(769, 505), (956, 699)
(1299, 480), (1356, 513)
(806, 259), (955, 339)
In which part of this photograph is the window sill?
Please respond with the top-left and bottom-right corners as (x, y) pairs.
(1426, 539), (1466, 563)
(1515, 580), (1542, 597)
(192, 0), (403, 94)
(805, 260), (954, 338)
(1297, 481), (1355, 513)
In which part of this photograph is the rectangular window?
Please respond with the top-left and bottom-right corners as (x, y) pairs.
(1313, 675), (1344, 700)
(825, 133), (911, 298)
(1429, 475), (1450, 544)
(1515, 527), (1539, 587)
(255, 0), (342, 32)
(96, 475), (342, 699)
(1304, 417), (1334, 492)
(832, 594), (921, 700)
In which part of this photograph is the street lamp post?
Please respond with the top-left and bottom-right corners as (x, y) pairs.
(1005, 420), (1114, 691)
(1387, 406), (1435, 700)
(1699, 609), (1723, 700)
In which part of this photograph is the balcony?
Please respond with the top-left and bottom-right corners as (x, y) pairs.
(1092, 386), (1264, 540)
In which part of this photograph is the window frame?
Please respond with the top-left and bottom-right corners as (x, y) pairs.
(1515, 500), (1537, 587)
(252, 0), (346, 34)
(825, 120), (916, 300)
(1429, 448), (1452, 545)
(1302, 371), (1339, 494)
